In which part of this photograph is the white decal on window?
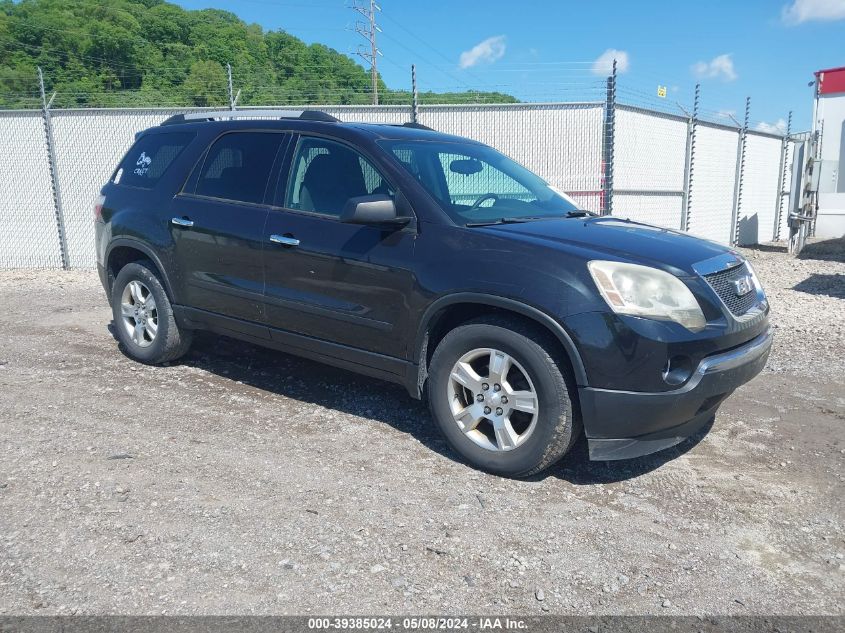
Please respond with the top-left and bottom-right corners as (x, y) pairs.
(133, 151), (152, 176)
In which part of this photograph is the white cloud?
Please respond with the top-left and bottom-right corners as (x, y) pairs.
(756, 119), (789, 134)
(459, 36), (506, 69)
(782, 0), (845, 24)
(591, 49), (630, 76)
(691, 54), (738, 81)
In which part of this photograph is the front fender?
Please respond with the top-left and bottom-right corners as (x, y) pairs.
(414, 292), (589, 387)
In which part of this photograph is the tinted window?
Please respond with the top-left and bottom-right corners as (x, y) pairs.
(113, 132), (194, 189)
(381, 140), (578, 225)
(437, 152), (533, 205)
(195, 132), (283, 204)
(286, 137), (392, 217)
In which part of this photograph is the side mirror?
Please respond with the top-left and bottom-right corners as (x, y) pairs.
(341, 194), (410, 226)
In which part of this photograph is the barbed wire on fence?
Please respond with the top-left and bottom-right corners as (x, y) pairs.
(1, 61), (799, 271)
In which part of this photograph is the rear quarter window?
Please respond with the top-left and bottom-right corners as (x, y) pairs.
(113, 131), (195, 189)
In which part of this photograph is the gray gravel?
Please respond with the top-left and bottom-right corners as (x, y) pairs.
(0, 238), (843, 615)
(745, 239), (845, 377)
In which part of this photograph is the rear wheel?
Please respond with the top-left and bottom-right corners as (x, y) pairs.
(111, 260), (192, 364)
(427, 316), (579, 477)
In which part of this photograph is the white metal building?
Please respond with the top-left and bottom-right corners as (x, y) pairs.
(813, 65), (845, 238)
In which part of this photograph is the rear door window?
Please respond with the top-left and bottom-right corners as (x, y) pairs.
(194, 132), (284, 205)
(113, 132), (195, 189)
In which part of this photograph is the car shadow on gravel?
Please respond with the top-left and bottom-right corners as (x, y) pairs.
(179, 330), (446, 443)
(112, 326), (709, 484)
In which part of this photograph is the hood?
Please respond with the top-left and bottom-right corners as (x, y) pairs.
(481, 216), (740, 276)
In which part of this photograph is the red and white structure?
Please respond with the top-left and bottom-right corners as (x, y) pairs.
(812, 66), (845, 238)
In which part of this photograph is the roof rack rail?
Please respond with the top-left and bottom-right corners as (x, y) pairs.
(160, 109), (340, 126)
(402, 121), (434, 131)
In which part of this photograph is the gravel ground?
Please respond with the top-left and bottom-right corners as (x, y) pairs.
(0, 238), (843, 616)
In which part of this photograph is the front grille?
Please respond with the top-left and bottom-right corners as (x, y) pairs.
(703, 262), (758, 317)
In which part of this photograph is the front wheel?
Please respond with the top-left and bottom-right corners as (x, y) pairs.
(111, 260), (192, 364)
(427, 316), (580, 478)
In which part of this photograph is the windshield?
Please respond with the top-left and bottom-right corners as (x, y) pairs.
(380, 140), (579, 225)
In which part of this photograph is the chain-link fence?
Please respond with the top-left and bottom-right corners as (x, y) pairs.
(1, 99), (793, 269)
(0, 110), (63, 268)
(612, 105), (688, 230)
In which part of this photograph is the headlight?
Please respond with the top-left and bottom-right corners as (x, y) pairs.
(744, 260), (764, 294)
(588, 260), (706, 332)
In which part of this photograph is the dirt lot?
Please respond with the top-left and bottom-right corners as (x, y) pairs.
(0, 240), (843, 616)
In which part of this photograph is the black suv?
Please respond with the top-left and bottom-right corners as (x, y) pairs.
(95, 110), (772, 477)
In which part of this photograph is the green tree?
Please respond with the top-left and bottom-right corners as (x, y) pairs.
(183, 60), (226, 107)
(0, 0), (517, 109)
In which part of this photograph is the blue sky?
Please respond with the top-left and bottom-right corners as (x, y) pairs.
(176, 0), (845, 131)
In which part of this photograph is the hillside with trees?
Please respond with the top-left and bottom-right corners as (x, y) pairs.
(0, 0), (517, 109)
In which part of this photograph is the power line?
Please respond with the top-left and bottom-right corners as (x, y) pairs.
(376, 11), (495, 92)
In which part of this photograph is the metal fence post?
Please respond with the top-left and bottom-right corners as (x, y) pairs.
(410, 64), (419, 123)
(680, 83), (700, 232)
(38, 67), (69, 270)
(730, 97), (750, 246)
(227, 63), (240, 111)
(773, 111), (792, 242)
(602, 59), (617, 215)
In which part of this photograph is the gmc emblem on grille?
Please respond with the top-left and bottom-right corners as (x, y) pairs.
(732, 275), (754, 296)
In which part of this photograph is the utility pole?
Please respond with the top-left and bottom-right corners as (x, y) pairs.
(353, 0), (381, 105)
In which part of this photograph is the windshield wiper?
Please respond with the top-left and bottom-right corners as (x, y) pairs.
(465, 211), (595, 227)
(465, 217), (539, 227)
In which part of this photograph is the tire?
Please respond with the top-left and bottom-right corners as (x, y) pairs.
(427, 315), (580, 478)
(111, 260), (192, 364)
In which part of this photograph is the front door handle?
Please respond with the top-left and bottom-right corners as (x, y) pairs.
(270, 234), (300, 247)
(171, 217), (194, 228)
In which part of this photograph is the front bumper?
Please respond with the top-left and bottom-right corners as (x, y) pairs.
(579, 327), (773, 460)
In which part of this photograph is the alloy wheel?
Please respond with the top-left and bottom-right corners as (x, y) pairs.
(120, 280), (158, 348)
(447, 347), (539, 452)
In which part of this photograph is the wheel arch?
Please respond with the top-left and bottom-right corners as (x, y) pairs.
(106, 239), (175, 302)
(412, 293), (588, 398)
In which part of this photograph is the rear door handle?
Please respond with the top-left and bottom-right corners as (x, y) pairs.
(270, 234), (300, 247)
(171, 217), (194, 228)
